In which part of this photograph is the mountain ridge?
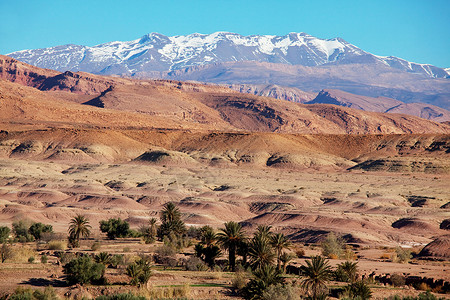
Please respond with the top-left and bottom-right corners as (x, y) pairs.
(1, 54), (449, 135)
(8, 32), (448, 78)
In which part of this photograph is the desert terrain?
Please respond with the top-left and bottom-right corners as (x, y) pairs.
(0, 55), (449, 299)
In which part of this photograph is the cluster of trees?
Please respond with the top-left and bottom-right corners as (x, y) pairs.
(0, 221), (53, 244)
(0, 203), (376, 299)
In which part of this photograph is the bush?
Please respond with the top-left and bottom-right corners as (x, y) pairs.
(110, 254), (125, 268)
(55, 251), (76, 264)
(321, 232), (345, 258)
(8, 286), (59, 300)
(261, 283), (297, 300)
(28, 223), (53, 241)
(12, 220), (34, 242)
(232, 271), (248, 290)
(148, 285), (190, 299)
(162, 232), (191, 251)
(10, 246), (37, 263)
(387, 291), (442, 300)
(95, 252), (112, 265)
(343, 280), (372, 299)
(155, 245), (176, 257)
(184, 256), (208, 271)
(186, 225), (201, 239)
(0, 243), (13, 263)
(390, 274), (406, 287)
(342, 247), (357, 260)
(126, 258), (152, 286)
(63, 256), (105, 285)
(417, 282), (431, 291)
(393, 247), (412, 264)
(28, 256), (35, 264)
(47, 241), (66, 251)
(91, 242), (101, 251)
(96, 293), (145, 300)
(154, 245), (178, 269)
(243, 265), (284, 300)
(0, 226), (11, 243)
(40, 232), (59, 244)
(40, 254), (48, 264)
(294, 247), (305, 258)
(99, 218), (130, 239)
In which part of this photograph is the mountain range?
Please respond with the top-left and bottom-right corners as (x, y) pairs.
(7, 32), (450, 110)
(8, 32), (449, 78)
(1, 54), (449, 135)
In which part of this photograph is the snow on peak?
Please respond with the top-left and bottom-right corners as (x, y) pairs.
(8, 31), (445, 78)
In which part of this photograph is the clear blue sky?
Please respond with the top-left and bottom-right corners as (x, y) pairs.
(1, 0), (449, 67)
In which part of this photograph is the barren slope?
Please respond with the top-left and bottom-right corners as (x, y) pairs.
(307, 89), (450, 122)
(2, 55), (449, 135)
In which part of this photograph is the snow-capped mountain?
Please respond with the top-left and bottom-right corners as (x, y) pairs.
(7, 32), (448, 78)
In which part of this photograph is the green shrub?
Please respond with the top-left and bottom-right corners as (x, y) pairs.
(1, 243), (13, 263)
(261, 283), (297, 300)
(40, 255), (48, 264)
(47, 241), (66, 251)
(96, 293), (145, 300)
(32, 286), (58, 300)
(390, 274), (406, 287)
(54, 251), (76, 264)
(294, 247), (305, 258)
(0, 226), (11, 243)
(95, 252), (112, 265)
(99, 218), (130, 239)
(155, 245), (176, 257)
(91, 242), (101, 251)
(28, 256), (35, 264)
(393, 247), (412, 264)
(62, 255), (105, 285)
(110, 254), (125, 268)
(386, 291), (443, 300)
(162, 232), (191, 251)
(232, 271), (248, 290)
(12, 220), (34, 242)
(321, 232), (344, 259)
(184, 256), (208, 271)
(8, 286), (58, 300)
(126, 258), (152, 286)
(28, 223), (53, 241)
(343, 280), (372, 299)
(243, 265), (284, 300)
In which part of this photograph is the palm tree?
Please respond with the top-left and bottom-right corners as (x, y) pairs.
(202, 244), (222, 268)
(300, 255), (332, 299)
(217, 221), (246, 272)
(237, 240), (249, 266)
(68, 215), (91, 248)
(338, 261), (359, 283)
(270, 233), (291, 270)
(248, 234), (275, 270)
(95, 252), (112, 265)
(160, 202), (181, 223)
(149, 218), (157, 237)
(345, 280), (372, 299)
(158, 202), (186, 238)
(200, 225), (217, 246)
(243, 264), (284, 299)
(280, 252), (296, 273)
(255, 225), (273, 240)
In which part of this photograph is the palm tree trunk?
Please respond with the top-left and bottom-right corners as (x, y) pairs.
(230, 244), (236, 272)
(277, 249), (281, 270)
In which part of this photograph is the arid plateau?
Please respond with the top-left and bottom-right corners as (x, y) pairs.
(0, 55), (449, 299)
